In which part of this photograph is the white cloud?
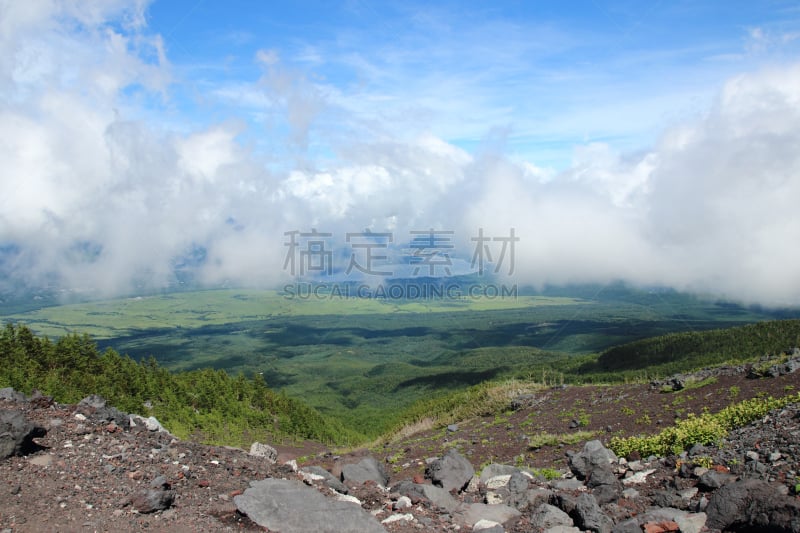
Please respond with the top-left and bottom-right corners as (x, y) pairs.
(1, 3), (800, 307)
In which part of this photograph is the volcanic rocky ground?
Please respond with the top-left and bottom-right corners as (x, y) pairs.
(1, 355), (800, 532)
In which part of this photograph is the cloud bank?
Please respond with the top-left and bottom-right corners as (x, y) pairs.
(1, 2), (799, 306)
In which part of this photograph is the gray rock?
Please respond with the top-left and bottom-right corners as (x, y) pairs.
(131, 488), (175, 513)
(571, 493), (612, 533)
(611, 519), (641, 533)
(510, 394), (536, 410)
(642, 508), (707, 533)
(149, 475), (169, 489)
(341, 456), (389, 487)
(544, 527), (581, 533)
(586, 464), (621, 504)
(393, 495), (412, 510)
(142, 416), (167, 433)
(0, 410), (46, 459)
(455, 502), (521, 528)
(510, 471), (530, 490)
(592, 482), (621, 506)
(0, 388), (27, 402)
(568, 440), (617, 481)
(480, 463), (520, 484)
(234, 478), (386, 533)
(392, 481), (460, 512)
(530, 504), (574, 529)
(446, 424), (459, 433)
(472, 519), (504, 533)
(527, 487), (554, 509)
(302, 465), (348, 494)
(706, 479), (800, 532)
(697, 469), (737, 491)
(649, 490), (686, 510)
(76, 395), (129, 427)
(688, 443), (707, 457)
(248, 441), (278, 463)
(550, 478), (584, 491)
(426, 448), (475, 493)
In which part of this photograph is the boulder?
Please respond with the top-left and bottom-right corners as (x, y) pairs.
(530, 504), (575, 529)
(76, 395), (129, 427)
(586, 465), (621, 504)
(576, 493), (613, 533)
(301, 465), (348, 494)
(479, 463), (520, 484)
(426, 448), (475, 493)
(696, 469), (737, 491)
(705, 479), (800, 532)
(640, 508), (707, 533)
(391, 480), (461, 512)
(0, 388), (27, 402)
(0, 410), (46, 459)
(341, 456), (389, 487)
(248, 441), (278, 463)
(131, 488), (176, 513)
(569, 440), (617, 480)
(234, 478), (386, 533)
(455, 502), (521, 528)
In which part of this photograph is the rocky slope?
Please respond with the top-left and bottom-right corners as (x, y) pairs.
(1, 356), (799, 532)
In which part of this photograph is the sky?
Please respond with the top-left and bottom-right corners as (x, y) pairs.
(1, 0), (800, 305)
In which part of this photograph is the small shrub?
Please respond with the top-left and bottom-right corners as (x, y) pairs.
(610, 392), (800, 458)
(693, 456), (714, 468)
(530, 467), (562, 480)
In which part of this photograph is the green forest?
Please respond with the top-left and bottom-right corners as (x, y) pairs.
(0, 323), (360, 445)
(3, 318), (800, 448)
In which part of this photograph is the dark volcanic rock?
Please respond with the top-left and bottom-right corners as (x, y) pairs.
(705, 479), (800, 532)
(573, 493), (612, 533)
(130, 488), (176, 513)
(76, 395), (129, 427)
(569, 440), (617, 480)
(426, 448), (475, 493)
(302, 464), (349, 493)
(697, 469), (737, 491)
(341, 456), (389, 486)
(0, 410), (46, 459)
(530, 503), (575, 529)
(392, 480), (460, 512)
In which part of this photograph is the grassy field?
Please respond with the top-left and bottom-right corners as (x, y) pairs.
(2, 285), (797, 437)
(0, 289), (582, 339)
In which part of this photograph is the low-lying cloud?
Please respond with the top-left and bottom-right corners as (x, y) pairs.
(1, 2), (799, 306)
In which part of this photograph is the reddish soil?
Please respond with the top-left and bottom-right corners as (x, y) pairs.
(312, 370), (800, 485)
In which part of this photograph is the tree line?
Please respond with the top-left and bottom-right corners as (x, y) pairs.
(0, 323), (361, 446)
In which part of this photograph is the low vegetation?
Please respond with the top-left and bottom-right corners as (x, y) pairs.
(3, 306), (800, 450)
(609, 392), (800, 457)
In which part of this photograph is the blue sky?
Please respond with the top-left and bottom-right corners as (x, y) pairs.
(142, 0), (800, 169)
(2, 0), (800, 304)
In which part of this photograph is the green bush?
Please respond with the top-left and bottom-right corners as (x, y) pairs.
(610, 392), (800, 457)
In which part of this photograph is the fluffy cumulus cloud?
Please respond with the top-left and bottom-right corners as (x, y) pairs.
(1, 3), (799, 306)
